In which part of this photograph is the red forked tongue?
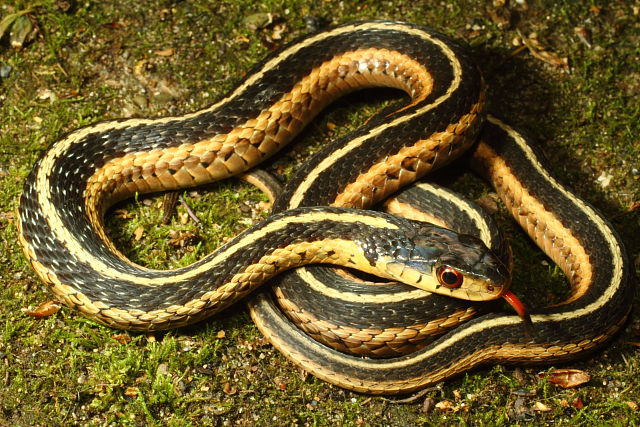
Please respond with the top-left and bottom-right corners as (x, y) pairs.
(502, 290), (532, 327)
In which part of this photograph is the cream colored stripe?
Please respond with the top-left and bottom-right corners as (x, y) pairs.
(46, 209), (397, 286)
(298, 182), (496, 303)
(33, 22), (417, 287)
(286, 28), (464, 209)
(412, 182), (494, 247)
(297, 267), (430, 303)
(265, 117), (624, 371)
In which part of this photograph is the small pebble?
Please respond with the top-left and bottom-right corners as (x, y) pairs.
(0, 65), (12, 78)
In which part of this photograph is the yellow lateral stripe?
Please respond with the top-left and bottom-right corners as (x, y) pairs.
(41, 208), (398, 287)
(412, 182), (494, 247)
(486, 116), (624, 308)
(268, 118), (625, 372)
(297, 267), (430, 303)
(287, 28), (464, 209)
(32, 23), (433, 289)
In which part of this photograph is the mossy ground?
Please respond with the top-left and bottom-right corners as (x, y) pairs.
(1, 0), (639, 425)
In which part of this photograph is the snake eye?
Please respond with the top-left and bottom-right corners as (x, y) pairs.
(437, 265), (463, 289)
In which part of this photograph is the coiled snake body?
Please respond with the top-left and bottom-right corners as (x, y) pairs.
(17, 21), (634, 394)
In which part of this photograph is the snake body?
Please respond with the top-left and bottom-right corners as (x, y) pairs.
(17, 21), (634, 394)
(250, 116), (634, 393)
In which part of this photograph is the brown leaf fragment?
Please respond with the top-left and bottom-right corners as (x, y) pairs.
(534, 401), (552, 412)
(168, 229), (196, 247)
(422, 397), (436, 414)
(571, 397), (585, 409)
(154, 48), (174, 57)
(112, 333), (132, 344)
(113, 209), (133, 219)
(487, 5), (512, 29)
(275, 378), (287, 391)
(56, 0), (74, 12)
(589, 5), (602, 15)
(540, 368), (590, 388)
(475, 193), (500, 214)
(519, 32), (569, 70)
(102, 21), (127, 29)
(435, 400), (458, 412)
(298, 367), (309, 381)
(133, 226), (144, 241)
(0, 211), (15, 222)
(574, 27), (592, 48)
(124, 386), (139, 398)
(222, 382), (237, 395)
(22, 301), (61, 318)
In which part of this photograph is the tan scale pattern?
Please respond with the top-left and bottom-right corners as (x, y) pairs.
(19, 21), (631, 395)
(275, 284), (478, 357)
(332, 99), (484, 209)
(83, 48), (434, 254)
(474, 142), (592, 302)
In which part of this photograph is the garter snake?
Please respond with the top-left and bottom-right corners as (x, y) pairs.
(17, 21), (633, 394)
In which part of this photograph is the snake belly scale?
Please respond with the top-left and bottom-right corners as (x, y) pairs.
(17, 21), (634, 394)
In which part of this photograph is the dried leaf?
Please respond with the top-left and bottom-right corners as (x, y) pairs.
(0, 211), (15, 221)
(22, 301), (61, 318)
(589, 5), (602, 15)
(124, 386), (139, 398)
(540, 368), (590, 388)
(421, 397), (436, 414)
(154, 48), (174, 56)
(596, 171), (613, 188)
(534, 401), (552, 412)
(133, 226), (144, 241)
(487, 6), (512, 29)
(270, 23), (287, 40)
(574, 27), (592, 48)
(435, 400), (458, 411)
(572, 397), (585, 409)
(112, 333), (132, 344)
(222, 382), (237, 395)
(519, 31), (569, 70)
(475, 193), (500, 214)
(56, 0), (74, 12)
(102, 21), (127, 29)
(168, 229), (196, 247)
(113, 209), (133, 219)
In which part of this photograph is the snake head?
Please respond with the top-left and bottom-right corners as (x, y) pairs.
(379, 224), (511, 302)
